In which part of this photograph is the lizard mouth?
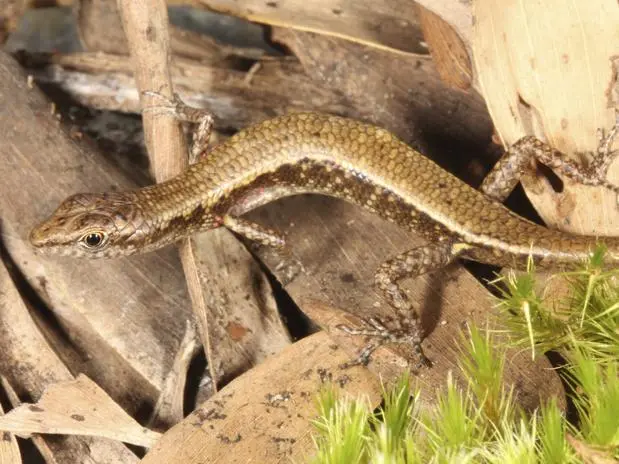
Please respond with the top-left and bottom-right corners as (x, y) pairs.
(29, 221), (53, 249)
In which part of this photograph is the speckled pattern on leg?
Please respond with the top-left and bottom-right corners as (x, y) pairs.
(482, 134), (619, 202)
(336, 241), (463, 369)
(375, 241), (457, 316)
(223, 215), (286, 248)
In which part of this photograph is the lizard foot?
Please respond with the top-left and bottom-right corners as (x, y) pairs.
(590, 110), (619, 198)
(141, 91), (190, 118)
(141, 90), (214, 164)
(246, 240), (304, 287)
(336, 316), (431, 370)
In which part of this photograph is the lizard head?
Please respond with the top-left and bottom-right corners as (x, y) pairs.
(30, 192), (148, 258)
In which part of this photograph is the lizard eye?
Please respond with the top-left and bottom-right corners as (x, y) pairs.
(81, 231), (107, 249)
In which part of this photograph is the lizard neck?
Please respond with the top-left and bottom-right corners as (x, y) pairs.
(133, 167), (222, 250)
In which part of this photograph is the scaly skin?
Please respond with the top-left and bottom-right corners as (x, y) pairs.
(29, 111), (619, 368)
(29, 112), (619, 266)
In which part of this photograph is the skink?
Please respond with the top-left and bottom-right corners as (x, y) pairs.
(30, 110), (619, 366)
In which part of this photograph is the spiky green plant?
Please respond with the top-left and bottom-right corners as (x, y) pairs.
(308, 247), (618, 463)
(494, 246), (619, 363)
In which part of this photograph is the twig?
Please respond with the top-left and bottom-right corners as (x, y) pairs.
(116, 0), (219, 393)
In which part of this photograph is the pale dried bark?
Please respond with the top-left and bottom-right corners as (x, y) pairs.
(0, 392), (21, 464)
(142, 332), (384, 464)
(27, 51), (350, 128)
(0, 244), (139, 462)
(0, 375), (161, 448)
(473, 0), (619, 237)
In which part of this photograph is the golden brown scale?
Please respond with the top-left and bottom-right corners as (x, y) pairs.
(31, 112), (619, 264)
(122, 112), (619, 267)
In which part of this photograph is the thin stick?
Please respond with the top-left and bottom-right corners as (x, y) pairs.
(116, 0), (218, 398)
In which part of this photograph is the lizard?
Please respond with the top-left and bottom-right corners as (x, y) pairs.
(29, 98), (619, 367)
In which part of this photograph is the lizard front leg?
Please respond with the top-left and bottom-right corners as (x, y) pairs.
(222, 215), (303, 286)
(142, 91), (214, 164)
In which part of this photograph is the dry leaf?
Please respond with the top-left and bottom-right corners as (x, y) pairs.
(414, 2), (472, 90)
(199, 0), (425, 55)
(0, 399), (22, 464)
(142, 332), (383, 463)
(0, 375), (161, 448)
(473, 0), (619, 235)
(1, 376), (60, 464)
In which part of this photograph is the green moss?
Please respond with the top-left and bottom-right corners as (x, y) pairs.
(308, 247), (618, 463)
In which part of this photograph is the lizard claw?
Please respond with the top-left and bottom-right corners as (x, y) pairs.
(335, 316), (431, 371)
(141, 91), (189, 119)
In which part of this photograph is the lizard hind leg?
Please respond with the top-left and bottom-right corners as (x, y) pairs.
(338, 240), (468, 370)
(481, 113), (619, 203)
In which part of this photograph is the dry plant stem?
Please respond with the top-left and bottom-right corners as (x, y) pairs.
(149, 322), (201, 429)
(116, 0), (219, 390)
(116, 0), (186, 174)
